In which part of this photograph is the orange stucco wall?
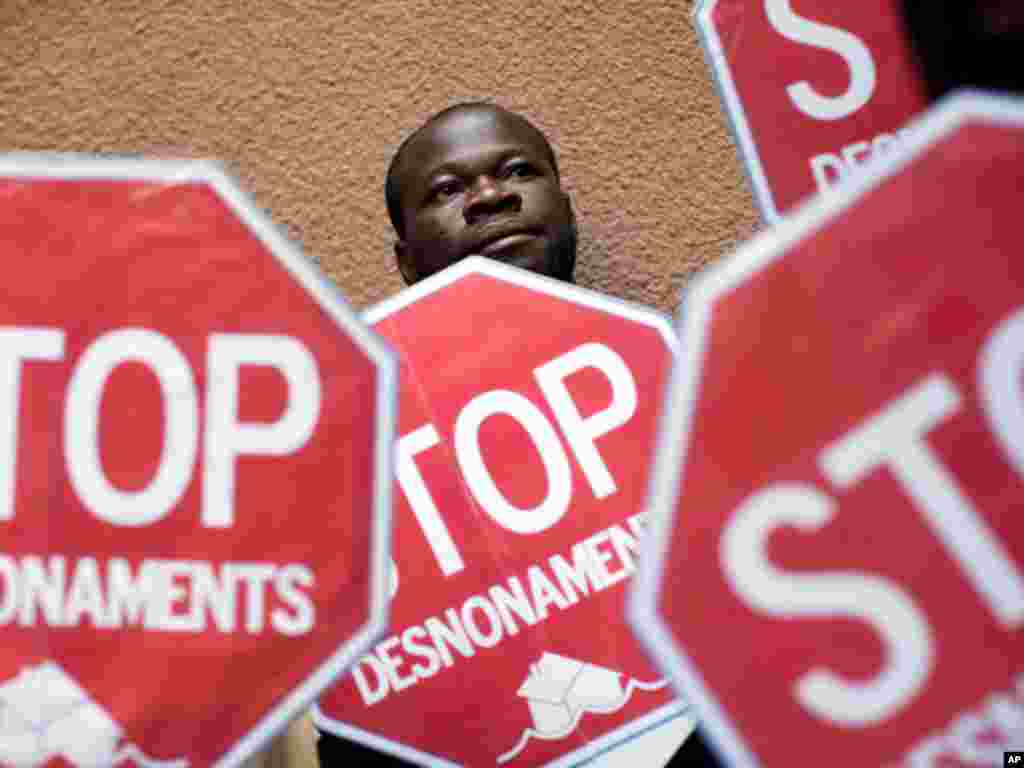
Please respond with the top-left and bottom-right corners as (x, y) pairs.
(2, 0), (758, 314)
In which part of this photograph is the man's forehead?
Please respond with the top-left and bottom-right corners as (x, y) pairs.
(399, 107), (551, 182)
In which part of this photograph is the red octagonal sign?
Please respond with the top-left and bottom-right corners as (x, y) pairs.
(696, 0), (927, 221)
(315, 258), (690, 767)
(0, 156), (396, 766)
(630, 92), (1024, 767)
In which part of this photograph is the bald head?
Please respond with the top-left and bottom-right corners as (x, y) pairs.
(385, 103), (576, 284)
(386, 103), (560, 237)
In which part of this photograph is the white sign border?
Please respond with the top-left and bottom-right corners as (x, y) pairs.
(627, 89), (1024, 768)
(316, 256), (687, 767)
(693, 0), (784, 223)
(0, 153), (399, 768)
(363, 255), (678, 348)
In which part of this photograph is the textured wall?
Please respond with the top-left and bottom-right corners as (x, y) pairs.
(1, 0), (758, 314)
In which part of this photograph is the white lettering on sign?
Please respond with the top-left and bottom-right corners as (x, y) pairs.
(901, 673), (1024, 767)
(822, 375), (1024, 628)
(809, 129), (911, 194)
(455, 390), (572, 534)
(395, 342), (638, 581)
(535, 342), (638, 499)
(65, 329), (199, 527)
(203, 334), (320, 528)
(351, 514), (646, 706)
(721, 483), (933, 727)
(396, 425), (465, 577)
(0, 554), (315, 635)
(720, 306), (1024, 729)
(764, 0), (877, 121)
(979, 306), (1024, 480)
(0, 327), (321, 528)
(0, 329), (65, 521)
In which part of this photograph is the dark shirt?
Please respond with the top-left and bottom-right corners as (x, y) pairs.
(317, 729), (726, 767)
(317, 733), (414, 766)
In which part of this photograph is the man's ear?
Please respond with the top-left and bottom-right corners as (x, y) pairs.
(563, 189), (579, 238)
(395, 240), (419, 286)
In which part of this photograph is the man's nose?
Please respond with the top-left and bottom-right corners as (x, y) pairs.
(463, 176), (521, 225)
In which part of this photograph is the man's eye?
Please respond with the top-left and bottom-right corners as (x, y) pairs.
(503, 162), (537, 179)
(428, 181), (460, 202)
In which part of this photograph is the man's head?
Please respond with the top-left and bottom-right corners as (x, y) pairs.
(386, 102), (577, 285)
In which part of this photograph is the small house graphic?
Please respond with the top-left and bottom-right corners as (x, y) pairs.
(498, 651), (669, 764)
(0, 661), (186, 768)
(515, 653), (625, 737)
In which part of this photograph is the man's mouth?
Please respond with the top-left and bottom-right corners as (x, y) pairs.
(477, 232), (537, 257)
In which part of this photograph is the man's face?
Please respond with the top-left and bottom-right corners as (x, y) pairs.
(393, 107), (576, 283)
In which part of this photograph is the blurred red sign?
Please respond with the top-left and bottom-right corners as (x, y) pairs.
(0, 156), (396, 767)
(315, 258), (688, 767)
(630, 92), (1024, 767)
(695, 0), (927, 221)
